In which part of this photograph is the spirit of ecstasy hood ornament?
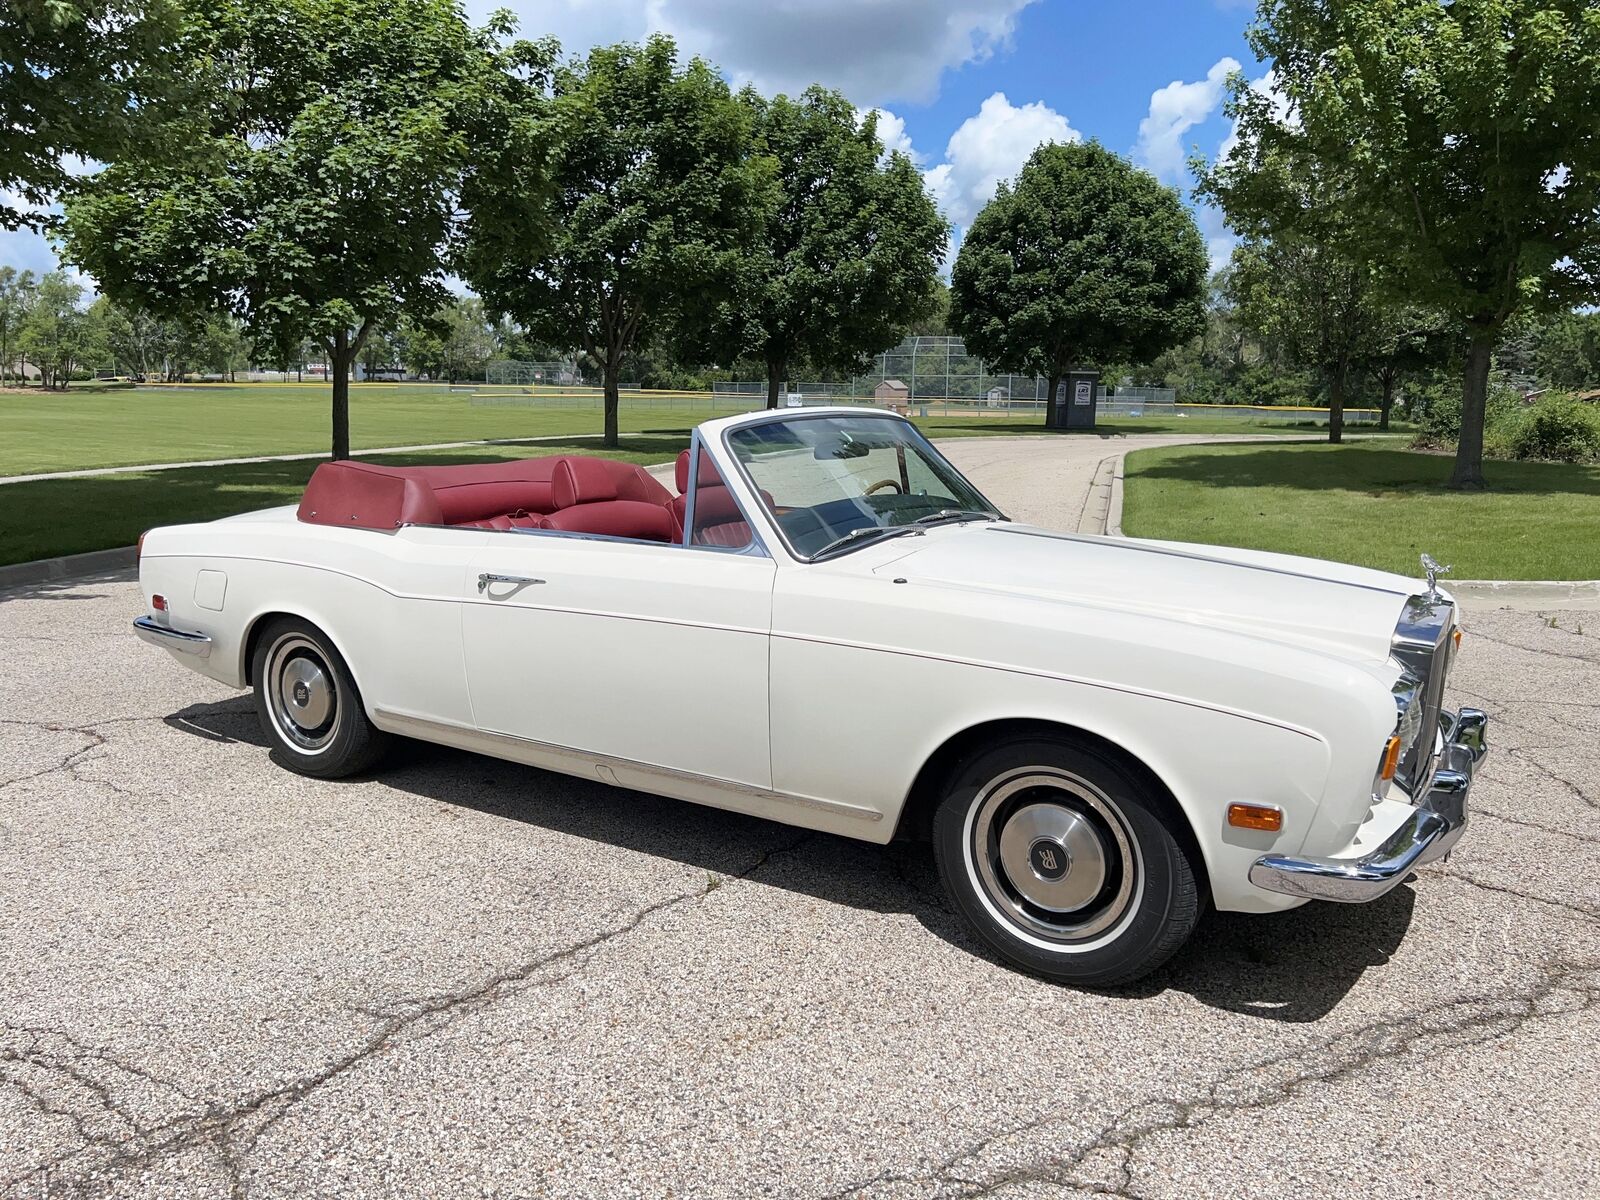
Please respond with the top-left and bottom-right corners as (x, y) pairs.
(1421, 553), (1451, 601)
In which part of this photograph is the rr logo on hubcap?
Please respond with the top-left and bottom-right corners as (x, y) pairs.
(1028, 838), (1069, 881)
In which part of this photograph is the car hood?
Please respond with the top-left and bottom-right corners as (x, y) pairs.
(869, 523), (1427, 666)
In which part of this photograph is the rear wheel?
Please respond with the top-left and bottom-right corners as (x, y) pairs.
(932, 734), (1201, 988)
(251, 617), (389, 779)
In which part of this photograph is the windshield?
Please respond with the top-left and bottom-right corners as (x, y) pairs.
(724, 413), (1004, 560)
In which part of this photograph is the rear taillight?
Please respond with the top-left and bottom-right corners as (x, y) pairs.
(151, 594), (167, 611)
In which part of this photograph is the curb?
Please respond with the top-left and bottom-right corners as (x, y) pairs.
(0, 545), (137, 593)
(1448, 579), (1600, 609)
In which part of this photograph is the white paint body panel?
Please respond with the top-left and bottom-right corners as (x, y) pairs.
(134, 410), (1432, 914)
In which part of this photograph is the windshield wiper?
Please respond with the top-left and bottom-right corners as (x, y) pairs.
(911, 509), (1001, 527)
(809, 525), (924, 561)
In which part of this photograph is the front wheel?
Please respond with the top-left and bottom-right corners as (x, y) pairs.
(932, 735), (1201, 988)
(251, 617), (390, 779)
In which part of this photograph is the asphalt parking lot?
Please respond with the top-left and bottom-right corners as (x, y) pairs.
(3, 506), (1599, 1197)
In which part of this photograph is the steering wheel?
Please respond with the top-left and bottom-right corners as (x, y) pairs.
(865, 478), (904, 495)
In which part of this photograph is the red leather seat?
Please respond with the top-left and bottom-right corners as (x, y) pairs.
(298, 454), (673, 537)
(536, 456), (677, 542)
(670, 451), (754, 548)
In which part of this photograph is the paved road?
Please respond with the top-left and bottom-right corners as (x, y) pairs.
(3, 462), (1598, 1197)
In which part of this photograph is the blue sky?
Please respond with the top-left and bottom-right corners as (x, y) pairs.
(2, 0), (1270, 283)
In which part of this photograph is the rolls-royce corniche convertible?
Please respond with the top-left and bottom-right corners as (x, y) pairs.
(134, 408), (1486, 986)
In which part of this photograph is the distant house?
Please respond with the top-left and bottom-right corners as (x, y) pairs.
(874, 378), (911, 410)
(986, 385), (1008, 407)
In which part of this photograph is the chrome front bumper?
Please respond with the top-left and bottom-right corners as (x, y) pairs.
(133, 614), (213, 658)
(1248, 708), (1488, 903)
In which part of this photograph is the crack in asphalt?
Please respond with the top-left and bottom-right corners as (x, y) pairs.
(2, 833), (816, 1199)
(816, 956), (1600, 1200)
(1466, 628), (1600, 666)
(0, 714), (165, 798)
(1434, 866), (1600, 924)
(1474, 805), (1600, 846)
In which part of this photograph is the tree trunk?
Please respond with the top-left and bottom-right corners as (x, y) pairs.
(331, 329), (352, 460)
(765, 359), (784, 410)
(1451, 331), (1493, 490)
(1379, 372), (1395, 432)
(1045, 370), (1063, 430)
(602, 356), (620, 448)
(1326, 362), (1346, 445)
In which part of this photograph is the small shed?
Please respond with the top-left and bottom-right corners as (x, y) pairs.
(874, 378), (911, 411)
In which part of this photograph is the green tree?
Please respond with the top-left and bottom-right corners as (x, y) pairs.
(1225, 236), (1387, 442)
(1, 1), (184, 232)
(17, 271), (104, 388)
(0, 268), (38, 385)
(62, 0), (520, 458)
(461, 36), (772, 447)
(1531, 310), (1600, 391)
(949, 141), (1208, 426)
(1362, 310), (1458, 431)
(725, 89), (946, 409)
(1207, 0), (1600, 488)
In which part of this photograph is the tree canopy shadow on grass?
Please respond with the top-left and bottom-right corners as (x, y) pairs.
(0, 437), (694, 567)
(1131, 443), (1600, 498)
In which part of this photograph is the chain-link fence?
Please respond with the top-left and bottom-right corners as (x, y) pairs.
(712, 337), (1178, 412)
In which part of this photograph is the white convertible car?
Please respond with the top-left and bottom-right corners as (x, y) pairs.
(135, 408), (1486, 986)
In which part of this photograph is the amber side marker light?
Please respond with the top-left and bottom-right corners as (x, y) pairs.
(1453, 628), (1463, 649)
(1380, 735), (1403, 781)
(1227, 803), (1282, 832)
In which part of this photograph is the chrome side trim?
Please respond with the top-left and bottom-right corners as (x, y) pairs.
(1249, 706), (1487, 903)
(133, 615), (213, 658)
(370, 707), (884, 824)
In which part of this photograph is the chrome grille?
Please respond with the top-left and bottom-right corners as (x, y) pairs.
(1390, 595), (1455, 795)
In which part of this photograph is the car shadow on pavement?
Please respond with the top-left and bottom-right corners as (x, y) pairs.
(166, 699), (1415, 1022)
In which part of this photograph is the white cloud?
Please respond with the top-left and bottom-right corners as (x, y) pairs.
(860, 107), (920, 163)
(922, 92), (1078, 228)
(1135, 57), (1239, 184)
(467, 0), (1038, 106)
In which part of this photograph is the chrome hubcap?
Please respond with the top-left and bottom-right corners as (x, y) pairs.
(265, 634), (338, 752)
(969, 770), (1140, 945)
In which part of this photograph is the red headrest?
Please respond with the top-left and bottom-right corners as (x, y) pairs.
(675, 449), (728, 494)
(552, 457), (620, 508)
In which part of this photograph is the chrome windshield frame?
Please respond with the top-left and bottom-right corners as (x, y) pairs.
(717, 409), (1006, 565)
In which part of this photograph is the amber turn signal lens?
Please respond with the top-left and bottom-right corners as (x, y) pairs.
(1380, 735), (1403, 781)
(1227, 803), (1282, 832)
(1453, 628), (1463, 649)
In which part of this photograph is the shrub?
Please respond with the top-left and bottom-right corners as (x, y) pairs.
(1502, 394), (1600, 463)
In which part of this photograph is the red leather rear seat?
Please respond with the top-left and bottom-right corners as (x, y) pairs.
(298, 454), (673, 537)
(535, 456), (676, 542)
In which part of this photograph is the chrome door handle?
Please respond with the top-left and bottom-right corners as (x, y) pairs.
(477, 573), (546, 592)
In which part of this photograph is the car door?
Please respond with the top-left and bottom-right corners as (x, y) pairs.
(461, 534), (776, 788)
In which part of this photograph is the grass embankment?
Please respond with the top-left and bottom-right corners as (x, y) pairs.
(0, 438), (681, 567)
(1121, 441), (1600, 580)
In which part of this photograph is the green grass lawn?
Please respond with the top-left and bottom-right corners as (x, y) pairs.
(0, 437), (683, 567)
(1, 380), (1399, 477)
(0, 382), (736, 476)
(1122, 441), (1600, 580)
